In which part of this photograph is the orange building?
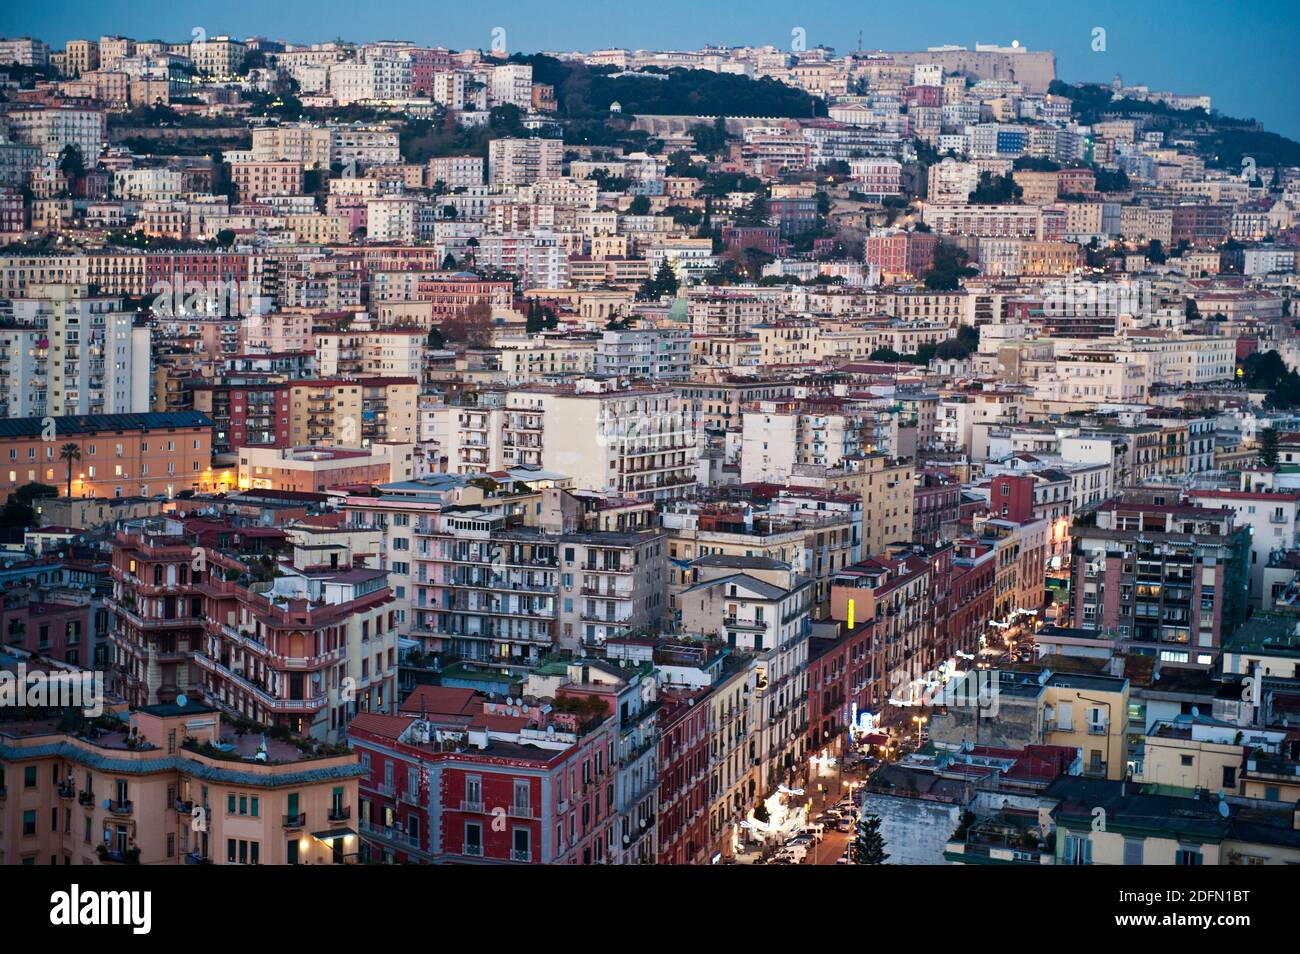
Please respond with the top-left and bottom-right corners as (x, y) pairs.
(0, 697), (362, 865)
(0, 411), (215, 500)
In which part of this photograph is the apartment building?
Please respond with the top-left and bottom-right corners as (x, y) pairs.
(680, 556), (812, 796)
(1070, 498), (1250, 668)
(0, 699), (362, 865)
(488, 137), (564, 187)
(0, 411), (214, 500)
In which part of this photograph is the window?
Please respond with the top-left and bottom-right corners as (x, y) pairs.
(1123, 838), (1144, 865)
(465, 822), (482, 857)
(512, 827), (531, 862)
(1062, 833), (1091, 865)
(1176, 846), (1203, 866)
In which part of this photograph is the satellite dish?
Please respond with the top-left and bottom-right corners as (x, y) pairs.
(1191, 706), (1200, 717)
(1218, 799), (1230, 818)
(546, 725), (555, 735)
(176, 694), (188, 707)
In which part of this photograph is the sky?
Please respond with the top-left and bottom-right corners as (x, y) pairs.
(3, 0), (1298, 138)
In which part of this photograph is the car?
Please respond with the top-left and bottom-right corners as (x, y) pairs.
(835, 855), (852, 865)
(802, 823), (825, 842)
(780, 842), (809, 863)
(836, 816), (854, 832)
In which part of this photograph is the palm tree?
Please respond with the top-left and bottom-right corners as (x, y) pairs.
(59, 443), (81, 497)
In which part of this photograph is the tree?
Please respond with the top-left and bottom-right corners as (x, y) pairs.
(0, 482), (56, 530)
(935, 338), (970, 360)
(925, 243), (978, 291)
(968, 172), (1022, 204)
(627, 195), (651, 216)
(736, 193), (769, 227)
(525, 298), (545, 334)
(636, 260), (679, 301)
(59, 443), (81, 497)
(1185, 299), (1200, 321)
(58, 144), (85, 179)
(1261, 427), (1280, 468)
(441, 301), (495, 348)
(956, 324), (979, 352)
(854, 813), (889, 864)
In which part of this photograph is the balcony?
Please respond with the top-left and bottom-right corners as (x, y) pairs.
(328, 804), (351, 822)
(464, 844), (483, 857)
(174, 798), (193, 814)
(508, 804), (537, 820)
(57, 783), (75, 799)
(460, 799), (485, 813)
(78, 790), (94, 807)
(283, 813), (306, 829)
(108, 799), (133, 816)
(511, 848), (531, 862)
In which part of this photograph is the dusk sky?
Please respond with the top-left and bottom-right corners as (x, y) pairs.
(2, 0), (1298, 138)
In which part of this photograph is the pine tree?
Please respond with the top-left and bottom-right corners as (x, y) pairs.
(652, 260), (679, 298)
(853, 813), (889, 864)
(1261, 426), (1280, 468)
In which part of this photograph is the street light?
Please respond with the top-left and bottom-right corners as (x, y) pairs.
(911, 714), (928, 745)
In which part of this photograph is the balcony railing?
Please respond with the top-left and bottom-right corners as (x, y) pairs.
(108, 799), (133, 816)
(284, 813), (306, 829)
(511, 848), (531, 862)
(328, 804), (351, 822)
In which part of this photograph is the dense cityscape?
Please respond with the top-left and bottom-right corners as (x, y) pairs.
(0, 17), (1296, 893)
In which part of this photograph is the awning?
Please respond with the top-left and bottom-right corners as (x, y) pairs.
(863, 733), (889, 747)
(311, 827), (357, 842)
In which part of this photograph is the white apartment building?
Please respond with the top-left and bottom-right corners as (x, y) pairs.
(489, 62), (533, 109)
(594, 327), (692, 381)
(488, 137), (563, 186)
(9, 284), (149, 417)
(427, 155), (484, 189)
(8, 106), (106, 160)
(510, 382), (699, 501)
(681, 556), (812, 795)
(740, 401), (871, 484)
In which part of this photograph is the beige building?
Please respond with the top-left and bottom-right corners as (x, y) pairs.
(0, 700), (361, 865)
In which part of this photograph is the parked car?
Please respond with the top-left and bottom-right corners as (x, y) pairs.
(802, 823), (825, 842)
(779, 842), (809, 863)
(836, 816), (854, 832)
